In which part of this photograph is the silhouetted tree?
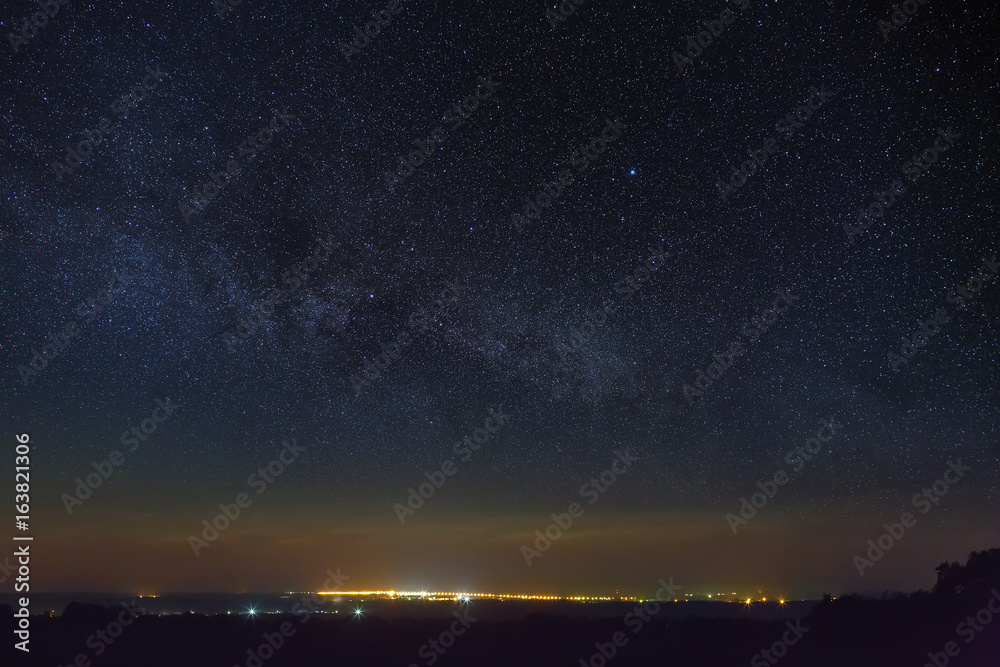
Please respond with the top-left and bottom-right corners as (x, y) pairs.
(934, 548), (1000, 596)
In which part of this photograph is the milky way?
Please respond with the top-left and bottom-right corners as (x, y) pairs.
(2, 0), (998, 595)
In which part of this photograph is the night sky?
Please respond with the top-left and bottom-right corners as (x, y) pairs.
(2, 0), (998, 599)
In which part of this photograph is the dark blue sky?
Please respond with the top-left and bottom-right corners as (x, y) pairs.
(1, 0), (997, 596)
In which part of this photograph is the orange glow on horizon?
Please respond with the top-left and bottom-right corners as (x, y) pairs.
(313, 590), (643, 601)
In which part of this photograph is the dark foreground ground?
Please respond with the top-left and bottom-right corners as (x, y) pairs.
(3, 590), (1000, 667)
(6, 549), (999, 666)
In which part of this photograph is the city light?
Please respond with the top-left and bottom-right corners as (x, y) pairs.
(308, 589), (788, 603)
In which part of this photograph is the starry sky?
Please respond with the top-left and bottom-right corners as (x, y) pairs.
(1, 0), (998, 599)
